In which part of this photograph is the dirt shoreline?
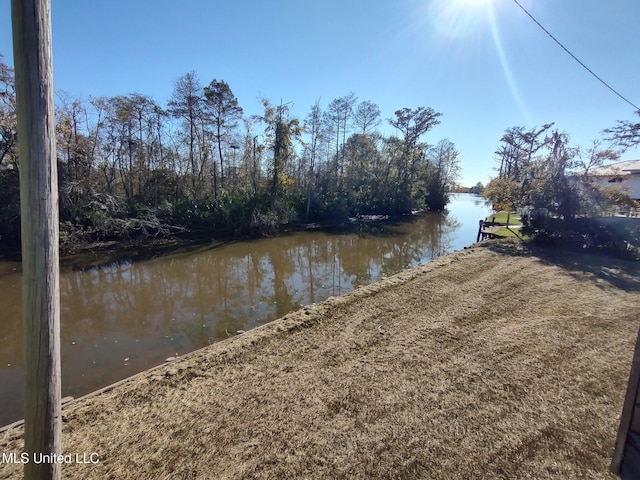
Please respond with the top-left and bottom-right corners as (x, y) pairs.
(0, 232), (230, 269)
(0, 216), (407, 270)
(1, 239), (639, 479)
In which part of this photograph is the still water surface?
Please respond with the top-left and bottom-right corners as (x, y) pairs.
(0, 193), (488, 426)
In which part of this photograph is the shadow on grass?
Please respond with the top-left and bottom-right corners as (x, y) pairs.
(493, 227), (525, 239)
(480, 238), (640, 293)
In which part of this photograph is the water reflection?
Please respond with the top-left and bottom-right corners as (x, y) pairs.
(0, 194), (489, 426)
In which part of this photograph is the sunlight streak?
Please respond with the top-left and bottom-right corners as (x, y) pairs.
(420, 0), (531, 123)
(487, 1), (532, 124)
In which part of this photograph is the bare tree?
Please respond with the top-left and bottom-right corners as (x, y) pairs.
(426, 138), (460, 210)
(203, 79), (243, 198)
(238, 117), (262, 196)
(260, 99), (301, 208)
(168, 72), (204, 198)
(0, 54), (17, 167)
(303, 100), (323, 216)
(388, 106), (442, 202)
(605, 110), (640, 150)
(325, 93), (357, 182)
(577, 139), (619, 176)
(353, 100), (381, 136)
(495, 124), (553, 181)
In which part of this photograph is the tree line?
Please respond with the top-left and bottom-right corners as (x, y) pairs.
(0, 54), (461, 249)
(482, 116), (640, 253)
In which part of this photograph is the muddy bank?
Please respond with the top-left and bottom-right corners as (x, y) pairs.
(0, 215), (414, 270)
(1, 239), (638, 479)
(0, 232), (216, 267)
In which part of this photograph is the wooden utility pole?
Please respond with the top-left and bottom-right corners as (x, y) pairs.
(11, 1), (61, 479)
(611, 326), (640, 478)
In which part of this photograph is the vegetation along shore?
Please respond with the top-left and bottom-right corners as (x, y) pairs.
(2, 50), (640, 261)
(0, 54), (461, 258)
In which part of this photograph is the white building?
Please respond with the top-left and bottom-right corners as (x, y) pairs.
(587, 159), (640, 200)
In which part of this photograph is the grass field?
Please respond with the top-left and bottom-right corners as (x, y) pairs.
(486, 210), (522, 226)
(1, 239), (638, 479)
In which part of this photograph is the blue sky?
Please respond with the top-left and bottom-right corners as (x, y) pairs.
(1, 0), (638, 186)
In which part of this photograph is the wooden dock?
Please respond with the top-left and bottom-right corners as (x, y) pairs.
(476, 220), (502, 242)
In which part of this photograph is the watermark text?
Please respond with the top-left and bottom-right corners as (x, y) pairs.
(1, 452), (100, 465)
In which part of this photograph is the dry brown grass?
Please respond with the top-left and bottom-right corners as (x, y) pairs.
(1, 239), (639, 479)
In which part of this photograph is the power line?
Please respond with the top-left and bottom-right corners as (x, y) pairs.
(511, 0), (639, 112)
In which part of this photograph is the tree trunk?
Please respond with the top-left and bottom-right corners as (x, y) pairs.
(217, 120), (224, 188)
(11, 0), (62, 479)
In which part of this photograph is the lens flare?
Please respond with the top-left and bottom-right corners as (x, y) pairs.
(427, 0), (491, 40)
(486, 1), (532, 123)
(459, 0), (491, 5)
(423, 0), (531, 122)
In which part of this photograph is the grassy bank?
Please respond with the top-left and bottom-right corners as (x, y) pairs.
(1, 239), (639, 479)
(485, 210), (522, 226)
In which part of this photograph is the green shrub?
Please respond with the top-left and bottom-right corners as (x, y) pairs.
(531, 216), (640, 258)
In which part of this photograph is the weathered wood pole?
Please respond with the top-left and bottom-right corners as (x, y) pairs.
(11, 0), (61, 479)
(611, 325), (640, 477)
(476, 219), (483, 243)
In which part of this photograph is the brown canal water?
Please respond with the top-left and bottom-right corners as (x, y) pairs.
(0, 194), (489, 426)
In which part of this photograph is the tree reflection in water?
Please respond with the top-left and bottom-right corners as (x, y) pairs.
(0, 193), (488, 426)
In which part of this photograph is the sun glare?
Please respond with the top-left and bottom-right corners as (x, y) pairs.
(427, 0), (492, 40)
(422, 0), (531, 122)
(457, 0), (490, 6)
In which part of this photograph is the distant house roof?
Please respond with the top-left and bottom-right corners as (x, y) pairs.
(588, 159), (640, 176)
